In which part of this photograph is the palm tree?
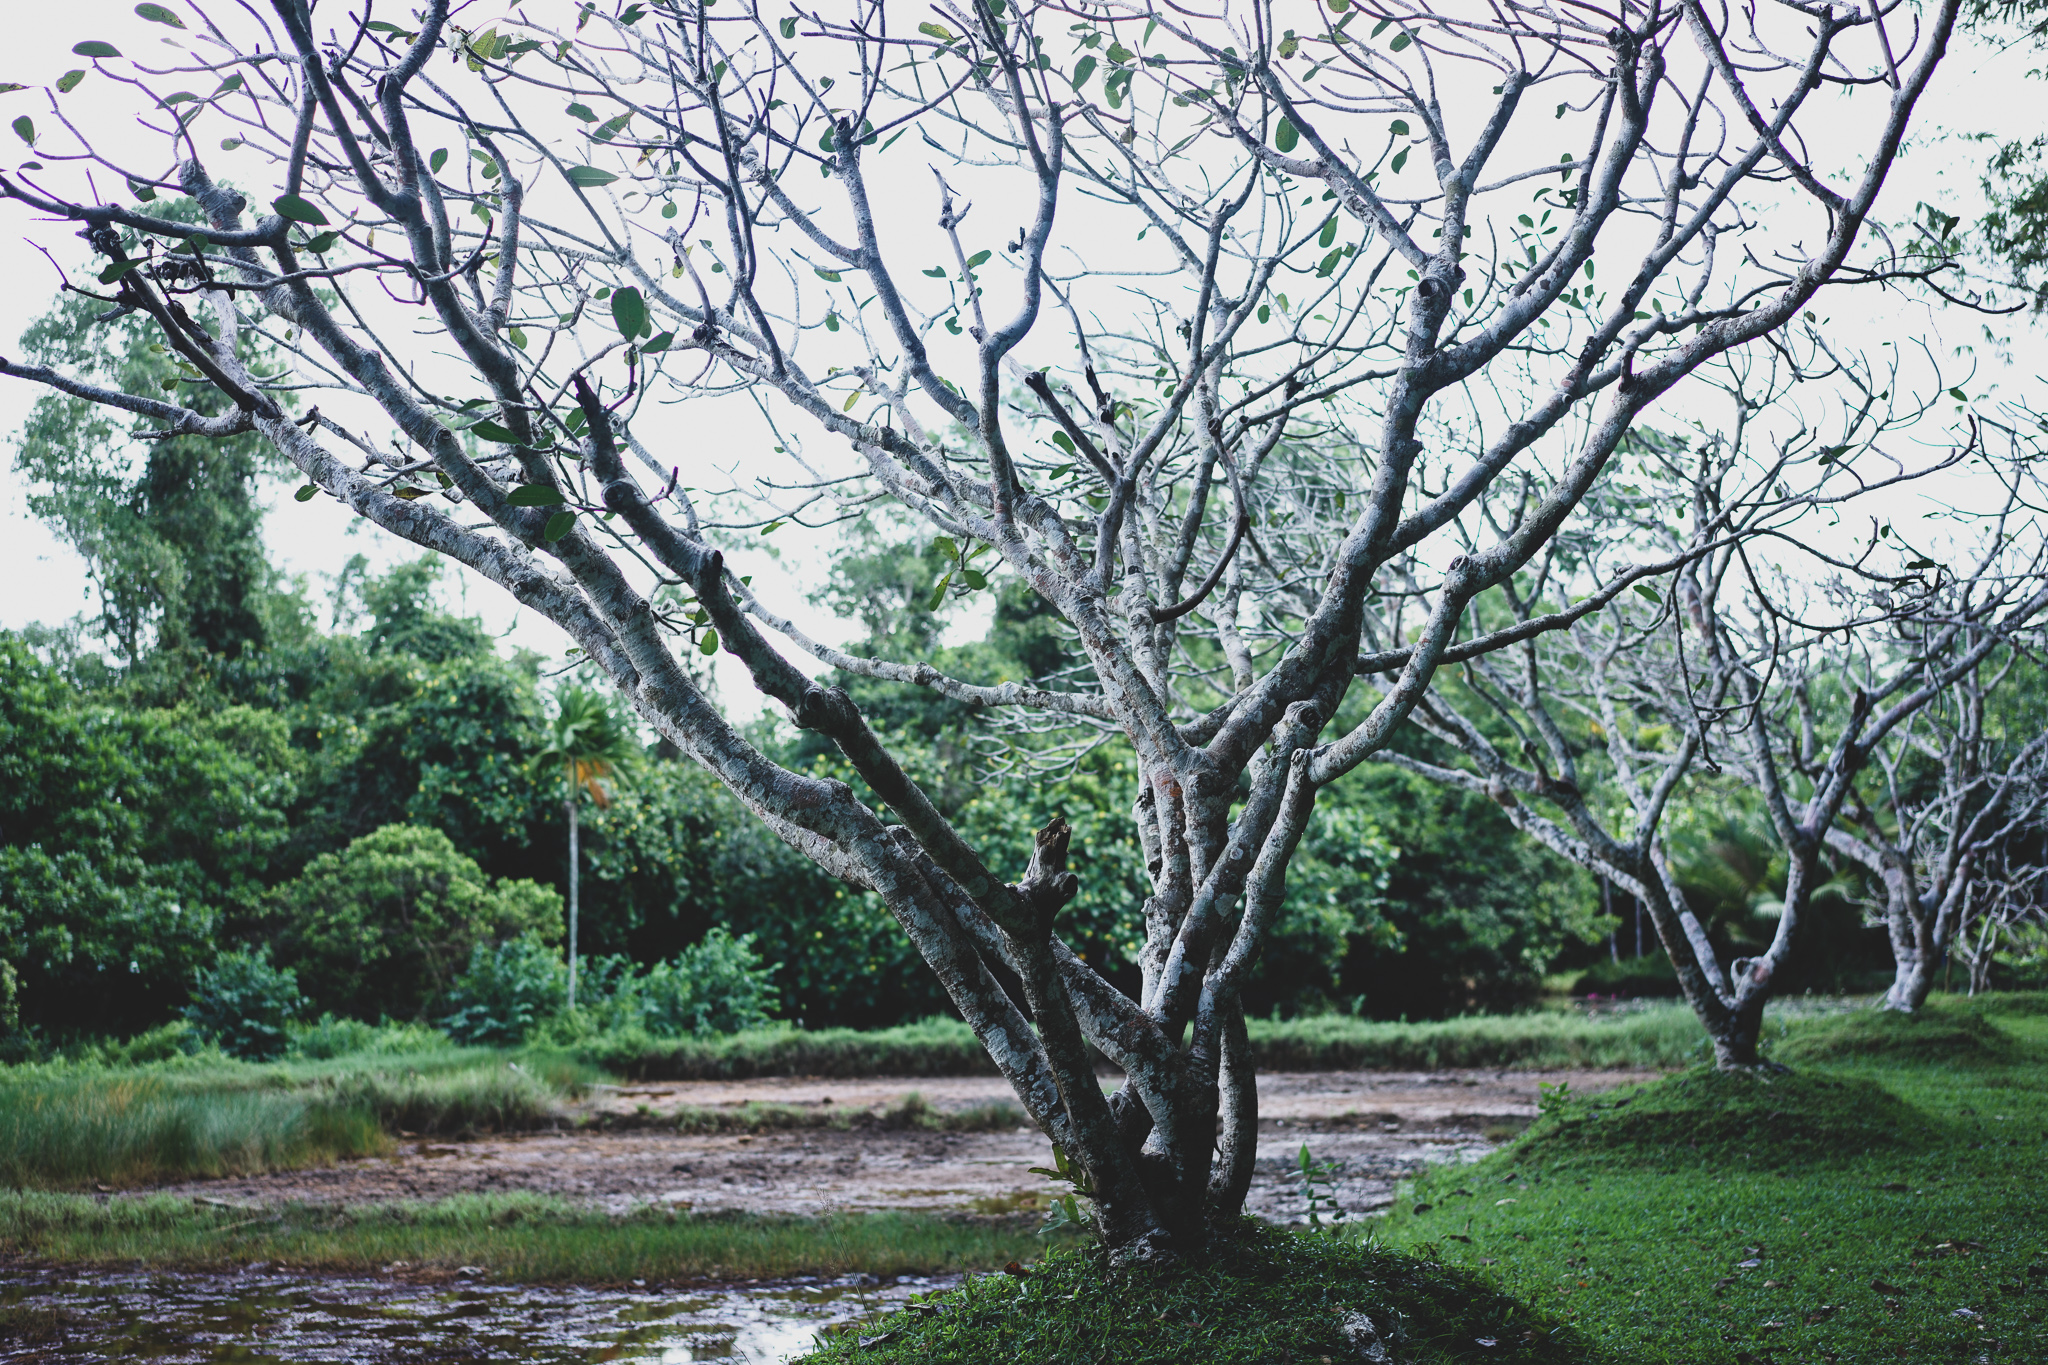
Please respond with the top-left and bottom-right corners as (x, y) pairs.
(533, 685), (637, 1009)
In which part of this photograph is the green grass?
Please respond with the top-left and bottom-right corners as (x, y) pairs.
(0, 1192), (1041, 1284)
(0, 1045), (603, 1188)
(1246, 1003), (1711, 1070)
(1379, 994), (2048, 1364)
(580, 1004), (1719, 1081)
(0, 1075), (388, 1188)
(650, 1092), (1023, 1136)
(796, 1220), (1594, 1365)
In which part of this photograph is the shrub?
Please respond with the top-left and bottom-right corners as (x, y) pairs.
(636, 927), (779, 1037)
(273, 824), (561, 1021)
(440, 933), (568, 1045)
(182, 950), (303, 1060)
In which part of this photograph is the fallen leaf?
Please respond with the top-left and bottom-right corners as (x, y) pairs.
(1877, 1182), (1909, 1192)
(1804, 1305), (1840, 1325)
(1762, 1280), (1781, 1288)
(1737, 1259), (1763, 1269)
(1759, 1320), (1787, 1332)
(1870, 1279), (1907, 1295)
(1496, 1198), (1519, 1206)
(1413, 1202), (1433, 1214)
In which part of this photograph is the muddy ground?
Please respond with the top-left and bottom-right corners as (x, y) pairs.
(146, 1070), (1649, 1223)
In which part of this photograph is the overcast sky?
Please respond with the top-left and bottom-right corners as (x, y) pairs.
(1, 3), (2041, 698)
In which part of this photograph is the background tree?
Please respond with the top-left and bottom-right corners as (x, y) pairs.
(0, 0), (1975, 1254)
(533, 685), (637, 1009)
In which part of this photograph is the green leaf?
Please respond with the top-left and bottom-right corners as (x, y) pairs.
(301, 230), (339, 254)
(72, 41), (122, 59)
(823, 312), (839, 332)
(564, 165), (618, 188)
(1817, 445), (1848, 466)
(134, 3), (185, 27)
(543, 510), (577, 541)
(1257, 303), (1270, 324)
(1633, 583), (1663, 605)
(393, 485), (431, 501)
(508, 327), (528, 350)
(55, 71), (85, 94)
(429, 148), (448, 173)
(10, 116), (31, 145)
(928, 571), (953, 611)
(508, 484), (565, 506)
(469, 420), (519, 444)
(97, 260), (142, 284)
(1275, 117), (1298, 154)
(566, 102), (596, 122)
(1072, 55), (1097, 88)
(1316, 248), (1341, 277)
(698, 628), (720, 656)
(1317, 217), (1337, 249)
(1391, 147), (1408, 174)
(1904, 557), (1941, 571)
(129, 179), (156, 201)
(922, 266), (946, 278)
(1050, 431), (1076, 455)
(960, 568), (987, 591)
(779, 17), (798, 39)
(271, 193), (328, 225)
(642, 330), (674, 353)
(842, 390), (860, 412)
(1949, 386), (1967, 402)
(964, 249), (990, 269)
(1390, 32), (1411, 51)
(294, 484), (317, 502)
(610, 286), (649, 339)
(918, 21), (955, 41)
(1390, 118), (1409, 136)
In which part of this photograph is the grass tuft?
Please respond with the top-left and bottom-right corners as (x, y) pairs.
(652, 1092), (1024, 1136)
(0, 1075), (389, 1188)
(1772, 1004), (2022, 1066)
(0, 1192), (1040, 1284)
(1513, 1068), (1940, 1169)
(796, 1220), (1593, 1365)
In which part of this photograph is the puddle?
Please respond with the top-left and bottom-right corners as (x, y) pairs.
(0, 1267), (942, 1363)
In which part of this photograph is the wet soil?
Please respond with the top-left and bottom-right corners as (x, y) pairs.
(0, 1266), (937, 1363)
(143, 1069), (1651, 1223)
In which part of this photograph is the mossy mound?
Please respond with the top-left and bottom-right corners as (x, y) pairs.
(1774, 1006), (2021, 1066)
(796, 1220), (1591, 1365)
(1511, 1068), (1938, 1169)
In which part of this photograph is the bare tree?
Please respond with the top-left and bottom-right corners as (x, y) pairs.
(1817, 604), (2048, 1010)
(0, 0), (1970, 1253)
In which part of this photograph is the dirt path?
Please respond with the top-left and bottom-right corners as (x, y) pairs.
(148, 1069), (1651, 1223)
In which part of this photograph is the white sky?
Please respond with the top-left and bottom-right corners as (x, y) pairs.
(0, 4), (2042, 699)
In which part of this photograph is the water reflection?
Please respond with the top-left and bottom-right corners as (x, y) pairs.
(0, 1267), (945, 1363)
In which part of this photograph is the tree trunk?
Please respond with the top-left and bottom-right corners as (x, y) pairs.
(566, 776), (580, 1012)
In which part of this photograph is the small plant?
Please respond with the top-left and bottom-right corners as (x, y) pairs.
(1537, 1079), (1574, 1115)
(1030, 1143), (1095, 1237)
(1297, 1144), (1366, 1241)
(183, 950), (303, 1061)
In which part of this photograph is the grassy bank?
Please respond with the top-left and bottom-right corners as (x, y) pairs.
(1379, 993), (2048, 1364)
(0, 1045), (599, 1188)
(0, 1193), (1040, 1284)
(577, 1002), (1717, 1080)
